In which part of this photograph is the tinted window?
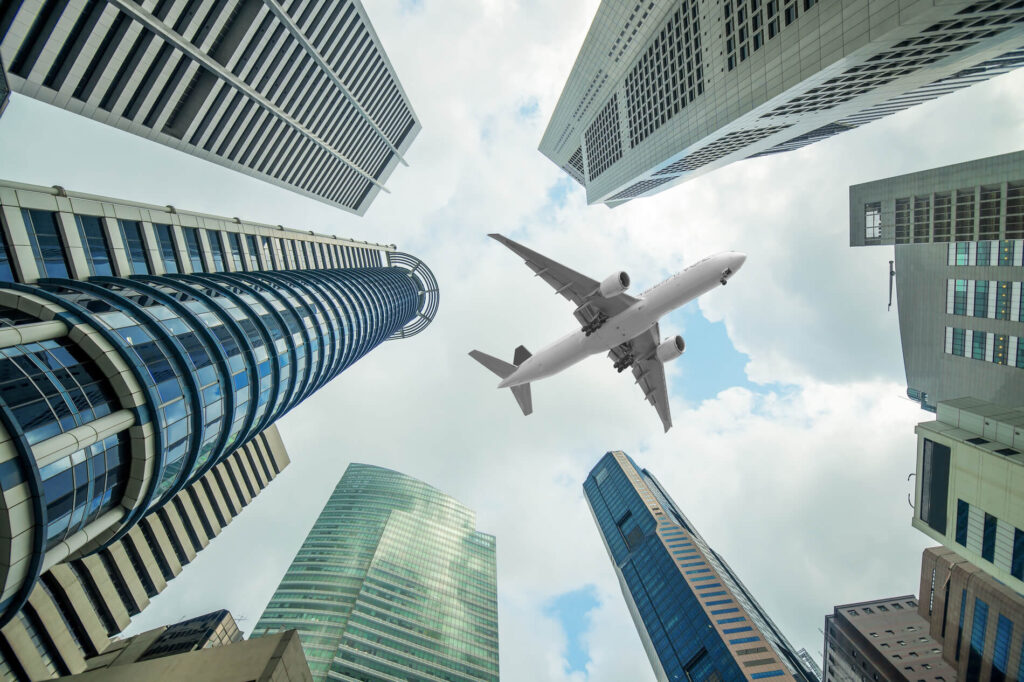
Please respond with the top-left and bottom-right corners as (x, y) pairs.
(23, 209), (70, 278)
(154, 224), (180, 274)
(183, 228), (205, 272)
(206, 230), (225, 272)
(228, 233), (243, 271)
(118, 220), (150, 275)
(920, 439), (950, 534)
(75, 215), (113, 276)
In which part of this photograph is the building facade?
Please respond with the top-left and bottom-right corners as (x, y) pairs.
(850, 152), (1024, 409)
(822, 596), (953, 682)
(914, 397), (1024, 594)
(0, 1), (419, 214)
(0, 179), (438, 640)
(583, 451), (816, 682)
(540, 2), (1024, 207)
(254, 463), (499, 682)
(0, 56), (9, 120)
(0, 425), (289, 680)
(920, 546), (1024, 682)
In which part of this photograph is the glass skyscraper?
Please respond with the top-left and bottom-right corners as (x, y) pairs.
(584, 451), (816, 682)
(255, 463), (499, 682)
(0, 180), (438, 635)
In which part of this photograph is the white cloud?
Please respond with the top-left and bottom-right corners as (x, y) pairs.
(1, 0), (1022, 679)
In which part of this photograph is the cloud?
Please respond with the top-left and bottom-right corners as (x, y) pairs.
(0, 1), (1021, 680)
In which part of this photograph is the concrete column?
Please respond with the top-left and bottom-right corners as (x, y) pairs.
(0, 204), (41, 283)
(0, 319), (69, 349)
(55, 211), (91, 279)
(139, 221), (164, 276)
(102, 217), (132, 277)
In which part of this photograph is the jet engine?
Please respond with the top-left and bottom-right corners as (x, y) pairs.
(599, 271), (630, 297)
(655, 335), (686, 363)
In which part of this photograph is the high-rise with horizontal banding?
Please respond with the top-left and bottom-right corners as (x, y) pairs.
(584, 451), (817, 682)
(0, 179), (439, 671)
(254, 463), (499, 682)
(0, 0), (419, 214)
(541, 1), (1024, 208)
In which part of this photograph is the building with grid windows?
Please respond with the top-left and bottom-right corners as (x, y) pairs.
(0, 425), (290, 680)
(919, 546), (1024, 682)
(583, 451), (817, 682)
(822, 596), (953, 682)
(0, 179), (439, 674)
(914, 397), (1024, 596)
(253, 463), (498, 682)
(849, 152), (1024, 410)
(540, 2), (1024, 208)
(0, 0), (419, 214)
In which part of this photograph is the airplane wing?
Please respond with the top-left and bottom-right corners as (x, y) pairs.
(609, 324), (673, 432)
(489, 234), (638, 323)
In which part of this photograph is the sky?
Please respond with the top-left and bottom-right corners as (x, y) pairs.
(1, 1), (1024, 680)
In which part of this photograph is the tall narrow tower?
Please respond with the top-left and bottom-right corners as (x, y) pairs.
(0, 179), (439, 634)
(0, 1), (419, 214)
(541, 2), (1024, 208)
(584, 451), (816, 682)
(255, 463), (499, 682)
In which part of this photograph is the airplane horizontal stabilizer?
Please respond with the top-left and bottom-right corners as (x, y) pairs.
(513, 345), (531, 365)
(511, 383), (532, 416)
(469, 350), (517, 379)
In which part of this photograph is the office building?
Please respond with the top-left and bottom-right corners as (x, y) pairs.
(850, 152), (1024, 409)
(0, 1), (419, 214)
(0, 180), (438, 640)
(0, 56), (9, 120)
(914, 397), (1024, 593)
(797, 649), (822, 682)
(60, 623), (311, 681)
(920, 546), (1024, 681)
(254, 463), (498, 682)
(0, 425), (289, 680)
(540, 2), (1024, 207)
(583, 451), (816, 682)
(822, 596), (953, 682)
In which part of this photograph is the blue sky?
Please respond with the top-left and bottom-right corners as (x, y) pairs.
(546, 585), (601, 675)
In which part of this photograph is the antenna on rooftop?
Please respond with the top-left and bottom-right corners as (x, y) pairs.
(888, 260), (896, 311)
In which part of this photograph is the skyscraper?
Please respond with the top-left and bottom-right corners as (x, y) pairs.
(919, 546), (1024, 681)
(540, 2), (1024, 207)
(0, 180), (438, 639)
(849, 151), (1024, 410)
(0, 56), (9, 120)
(254, 463), (499, 682)
(584, 451), (816, 682)
(822, 596), (952, 682)
(0, 1), (419, 214)
(913, 397), (1024, 593)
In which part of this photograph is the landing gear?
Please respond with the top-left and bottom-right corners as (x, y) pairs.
(720, 268), (732, 286)
(614, 355), (634, 373)
(583, 312), (609, 337)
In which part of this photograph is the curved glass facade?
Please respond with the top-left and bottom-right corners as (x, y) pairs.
(254, 464), (499, 682)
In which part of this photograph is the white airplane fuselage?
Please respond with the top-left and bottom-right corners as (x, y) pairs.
(497, 252), (747, 388)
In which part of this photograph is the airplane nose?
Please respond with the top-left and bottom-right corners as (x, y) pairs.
(732, 253), (747, 270)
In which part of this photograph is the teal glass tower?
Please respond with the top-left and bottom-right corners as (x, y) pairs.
(584, 451), (816, 682)
(255, 463), (499, 681)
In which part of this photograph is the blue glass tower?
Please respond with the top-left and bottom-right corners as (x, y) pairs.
(0, 258), (438, 628)
(584, 451), (816, 682)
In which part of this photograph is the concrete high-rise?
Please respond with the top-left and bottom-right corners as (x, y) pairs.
(850, 152), (1024, 410)
(920, 546), (1024, 681)
(254, 463), (499, 682)
(584, 451), (816, 682)
(0, 425), (289, 680)
(0, 1), (419, 214)
(540, 2), (1024, 207)
(822, 596), (953, 682)
(0, 179), (439, 642)
(913, 398), (1024, 594)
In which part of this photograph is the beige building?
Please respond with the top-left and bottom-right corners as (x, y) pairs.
(823, 595), (953, 682)
(919, 546), (1024, 681)
(913, 398), (1024, 593)
(0, 426), (290, 680)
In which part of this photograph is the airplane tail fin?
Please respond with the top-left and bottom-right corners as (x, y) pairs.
(469, 347), (533, 416)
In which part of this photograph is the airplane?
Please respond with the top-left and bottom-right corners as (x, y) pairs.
(469, 234), (747, 432)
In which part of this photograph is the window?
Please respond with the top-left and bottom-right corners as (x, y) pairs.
(261, 236), (277, 269)
(983, 513), (997, 562)
(75, 215), (113, 276)
(0, 226), (14, 282)
(920, 439), (950, 535)
(972, 332), (987, 361)
(878, 605), (889, 612)
(992, 615), (1012, 682)
(227, 232), (243, 271)
(974, 280), (989, 317)
(999, 240), (1015, 266)
(967, 437), (990, 445)
(966, 599), (988, 680)
(952, 328), (966, 356)
(956, 500), (969, 546)
(153, 224), (180, 274)
(865, 203), (882, 239)
(996, 281), (1011, 320)
(953, 279), (967, 315)
(864, 607), (874, 614)
(244, 235), (260, 270)
(977, 241), (992, 267)
(206, 230), (225, 272)
(182, 228), (205, 273)
(117, 220), (150, 275)
(1013, 529), (1024, 581)
(23, 209), (70, 278)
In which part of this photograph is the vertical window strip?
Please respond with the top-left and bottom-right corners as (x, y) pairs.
(183, 227), (205, 273)
(117, 220), (151, 275)
(23, 209), (70, 278)
(966, 599), (989, 680)
(992, 615), (1012, 682)
(956, 500), (970, 546)
(154, 224), (179, 274)
(206, 230), (226, 272)
(75, 215), (113, 277)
